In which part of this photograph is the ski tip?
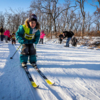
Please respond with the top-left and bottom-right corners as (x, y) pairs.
(31, 81), (39, 88)
(45, 79), (55, 85)
(52, 82), (55, 85)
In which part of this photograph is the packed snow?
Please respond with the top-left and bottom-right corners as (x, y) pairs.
(0, 39), (100, 100)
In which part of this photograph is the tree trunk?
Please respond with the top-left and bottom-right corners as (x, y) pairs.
(81, 16), (85, 38)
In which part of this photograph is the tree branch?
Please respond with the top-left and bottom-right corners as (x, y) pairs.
(55, 5), (77, 19)
(85, 1), (98, 8)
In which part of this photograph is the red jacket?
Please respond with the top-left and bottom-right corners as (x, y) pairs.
(4, 30), (10, 37)
(40, 31), (45, 39)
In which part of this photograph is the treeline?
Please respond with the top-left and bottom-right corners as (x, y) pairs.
(0, 0), (100, 38)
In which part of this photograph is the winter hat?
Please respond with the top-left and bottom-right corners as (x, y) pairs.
(28, 14), (37, 22)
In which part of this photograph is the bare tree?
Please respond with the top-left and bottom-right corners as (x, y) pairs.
(85, 13), (94, 34)
(0, 12), (5, 28)
(30, 0), (77, 37)
(85, 0), (100, 34)
(75, 0), (86, 38)
(86, 0), (100, 17)
(4, 8), (28, 33)
(1, 0), (99, 38)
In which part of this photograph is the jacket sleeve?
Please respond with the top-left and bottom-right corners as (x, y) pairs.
(33, 30), (40, 44)
(63, 33), (67, 39)
(16, 25), (25, 44)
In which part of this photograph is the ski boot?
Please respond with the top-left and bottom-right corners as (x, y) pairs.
(64, 45), (69, 47)
(21, 62), (27, 68)
(31, 62), (38, 69)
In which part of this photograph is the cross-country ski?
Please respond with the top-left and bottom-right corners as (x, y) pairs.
(30, 64), (55, 85)
(22, 65), (39, 88)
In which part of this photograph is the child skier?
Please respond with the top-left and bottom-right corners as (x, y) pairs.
(11, 32), (16, 45)
(4, 29), (10, 43)
(16, 14), (40, 67)
(59, 33), (63, 44)
(39, 30), (45, 44)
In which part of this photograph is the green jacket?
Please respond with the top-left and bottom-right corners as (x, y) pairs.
(16, 25), (40, 44)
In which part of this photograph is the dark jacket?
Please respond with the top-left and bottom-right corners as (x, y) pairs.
(63, 31), (74, 38)
(0, 28), (4, 35)
(59, 34), (63, 40)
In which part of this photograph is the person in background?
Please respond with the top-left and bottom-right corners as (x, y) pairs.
(4, 29), (10, 43)
(16, 14), (40, 67)
(59, 33), (63, 44)
(0, 28), (1, 41)
(71, 36), (78, 47)
(8, 35), (11, 41)
(0, 26), (4, 41)
(11, 32), (16, 45)
(63, 31), (74, 47)
(39, 30), (45, 44)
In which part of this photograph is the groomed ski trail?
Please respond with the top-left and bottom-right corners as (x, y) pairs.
(0, 41), (100, 100)
(0, 43), (38, 100)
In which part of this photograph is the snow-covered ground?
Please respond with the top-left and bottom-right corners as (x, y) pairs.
(0, 40), (100, 100)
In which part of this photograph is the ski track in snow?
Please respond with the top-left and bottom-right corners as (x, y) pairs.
(0, 41), (100, 100)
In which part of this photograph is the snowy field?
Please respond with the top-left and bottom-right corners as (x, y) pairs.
(0, 40), (100, 100)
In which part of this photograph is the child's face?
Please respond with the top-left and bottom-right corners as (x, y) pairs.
(29, 21), (36, 29)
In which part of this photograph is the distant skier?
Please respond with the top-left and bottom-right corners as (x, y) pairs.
(63, 31), (74, 47)
(39, 30), (45, 44)
(11, 32), (16, 45)
(59, 33), (63, 44)
(16, 14), (40, 67)
(4, 29), (10, 43)
(0, 26), (4, 41)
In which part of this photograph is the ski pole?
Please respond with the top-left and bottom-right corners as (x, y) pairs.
(35, 44), (36, 49)
(35, 44), (38, 57)
(10, 44), (22, 59)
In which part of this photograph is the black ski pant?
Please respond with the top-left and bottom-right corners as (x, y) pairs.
(59, 39), (62, 44)
(1, 35), (4, 41)
(39, 39), (43, 44)
(20, 44), (36, 64)
(21, 44), (36, 55)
